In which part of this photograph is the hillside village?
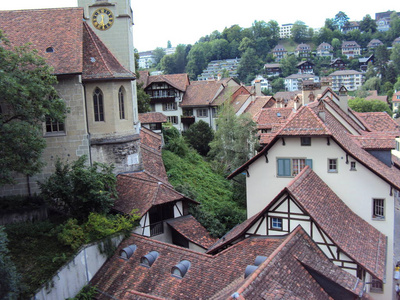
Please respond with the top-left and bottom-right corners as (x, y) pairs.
(1, 1), (400, 300)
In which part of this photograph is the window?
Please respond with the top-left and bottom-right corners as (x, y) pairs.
(163, 102), (177, 111)
(301, 137), (311, 146)
(372, 199), (384, 220)
(167, 116), (178, 124)
(93, 87), (104, 121)
(118, 87), (125, 119)
(271, 218), (282, 230)
(277, 158), (312, 177)
(197, 108), (208, 118)
(45, 116), (65, 134)
(328, 159), (338, 173)
(370, 276), (383, 293)
(171, 260), (191, 278)
(350, 161), (356, 171)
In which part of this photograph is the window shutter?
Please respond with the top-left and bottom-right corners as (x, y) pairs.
(305, 159), (313, 169)
(278, 159), (291, 176)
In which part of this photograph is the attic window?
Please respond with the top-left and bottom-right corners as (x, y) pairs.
(171, 260), (191, 278)
(120, 244), (137, 260)
(244, 256), (268, 278)
(140, 251), (159, 268)
(46, 47), (54, 53)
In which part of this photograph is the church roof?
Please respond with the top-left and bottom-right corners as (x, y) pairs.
(0, 8), (84, 75)
(0, 8), (135, 80)
(90, 226), (364, 299)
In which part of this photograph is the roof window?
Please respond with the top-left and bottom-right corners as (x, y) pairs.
(244, 255), (267, 278)
(119, 244), (137, 260)
(140, 251), (159, 268)
(46, 47), (54, 53)
(171, 260), (191, 278)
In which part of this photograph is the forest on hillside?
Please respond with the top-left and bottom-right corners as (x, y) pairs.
(139, 11), (400, 99)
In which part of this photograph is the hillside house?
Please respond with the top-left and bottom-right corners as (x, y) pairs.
(294, 43), (311, 58)
(330, 58), (347, 70)
(272, 44), (287, 61)
(264, 63), (282, 77)
(329, 70), (364, 91)
(316, 42), (333, 57)
(228, 88), (400, 299)
(342, 41), (361, 59)
(368, 39), (384, 51)
(296, 60), (314, 74)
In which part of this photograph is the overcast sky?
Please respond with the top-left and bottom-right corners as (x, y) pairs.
(1, 0), (399, 52)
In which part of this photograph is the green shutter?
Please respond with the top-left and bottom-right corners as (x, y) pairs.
(305, 159), (313, 169)
(278, 159), (291, 176)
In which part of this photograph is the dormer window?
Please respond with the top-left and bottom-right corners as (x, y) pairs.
(171, 260), (191, 278)
(140, 251), (159, 268)
(120, 244), (137, 260)
(46, 47), (54, 53)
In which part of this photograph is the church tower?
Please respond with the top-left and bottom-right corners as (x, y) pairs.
(78, 0), (141, 174)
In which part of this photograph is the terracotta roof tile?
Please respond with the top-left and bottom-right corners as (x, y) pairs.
(139, 112), (167, 124)
(91, 227), (364, 299)
(355, 111), (400, 133)
(0, 8), (84, 75)
(244, 96), (276, 118)
(254, 107), (294, 129)
(145, 73), (189, 91)
(82, 22), (135, 80)
(166, 215), (218, 249)
(181, 80), (222, 107)
(286, 167), (387, 281)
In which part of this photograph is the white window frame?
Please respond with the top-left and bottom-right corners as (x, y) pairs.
(327, 158), (338, 173)
(271, 218), (283, 230)
(163, 102), (177, 111)
(197, 108), (208, 118)
(167, 116), (178, 124)
(372, 198), (385, 220)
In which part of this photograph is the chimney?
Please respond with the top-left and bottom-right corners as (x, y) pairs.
(217, 73), (222, 81)
(338, 86), (349, 113)
(255, 80), (262, 96)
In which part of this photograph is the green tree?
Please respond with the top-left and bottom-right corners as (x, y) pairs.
(271, 78), (285, 93)
(237, 48), (262, 84)
(0, 31), (67, 186)
(291, 20), (308, 43)
(280, 54), (298, 77)
(348, 97), (392, 114)
(159, 44), (188, 74)
(333, 11), (349, 31)
(208, 102), (258, 173)
(362, 77), (382, 92)
(390, 44), (400, 76)
(186, 43), (209, 80)
(0, 226), (21, 299)
(38, 156), (117, 220)
(137, 84), (151, 113)
(359, 14), (377, 33)
(152, 47), (166, 67)
(183, 120), (214, 156)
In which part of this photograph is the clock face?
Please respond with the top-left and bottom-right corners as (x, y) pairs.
(92, 8), (114, 31)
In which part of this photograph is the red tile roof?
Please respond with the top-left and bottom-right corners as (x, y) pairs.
(145, 73), (190, 92)
(244, 96), (276, 119)
(0, 8), (84, 75)
(166, 215), (217, 249)
(181, 80), (222, 107)
(355, 111), (399, 133)
(139, 112), (168, 124)
(90, 227), (364, 299)
(254, 107), (294, 130)
(82, 22), (135, 80)
(226, 167), (387, 281)
(114, 172), (196, 216)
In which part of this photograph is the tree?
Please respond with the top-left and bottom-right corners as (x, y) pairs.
(152, 47), (166, 67)
(280, 54), (298, 77)
(183, 121), (214, 156)
(359, 14), (377, 33)
(159, 44), (188, 74)
(333, 11), (349, 31)
(291, 20), (308, 43)
(271, 78), (285, 93)
(208, 102), (258, 173)
(0, 226), (20, 299)
(186, 43), (209, 80)
(390, 44), (400, 76)
(38, 156), (117, 220)
(137, 84), (151, 113)
(237, 48), (262, 84)
(348, 97), (392, 114)
(0, 31), (67, 186)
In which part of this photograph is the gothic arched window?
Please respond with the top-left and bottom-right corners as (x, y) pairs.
(93, 87), (104, 121)
(118, 86), (125, 119)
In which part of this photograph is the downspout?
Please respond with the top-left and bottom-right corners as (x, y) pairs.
(26, 175), (31, 197)
(82, 81), (93, 166)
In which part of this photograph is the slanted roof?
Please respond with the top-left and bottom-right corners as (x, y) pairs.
(244, 96), (276, 119)
(90, 226), (364, 299)
(82, 22), (135, 81)
(219, 226), (365, 300)
(254, 107), (294, 131)
(355, 111), (398, 133)
(145, 73), (189, 91)
(286, 167), (387, 281)
(225, 167), (387, 281)
(166, 215), (217, 249)
(115, 172), (196, 216)
(0, 8), (84, 75)
(139, 112), (167, 124)
(181, 80), (222, 107)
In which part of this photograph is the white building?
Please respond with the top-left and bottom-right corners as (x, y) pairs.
(280, 23), (293, 39)
(285, 74), (318, 91)
(330, 70), (364, 91)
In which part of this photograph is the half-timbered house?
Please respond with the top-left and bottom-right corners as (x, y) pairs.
(228, 88), (400, 299)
